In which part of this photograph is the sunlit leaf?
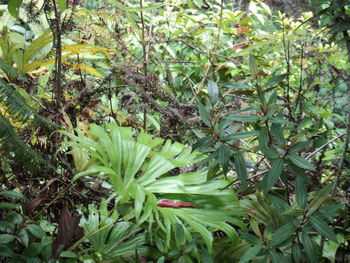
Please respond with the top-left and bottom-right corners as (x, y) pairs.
(57, 0), (67, 11)
(7, 0), (23, 18)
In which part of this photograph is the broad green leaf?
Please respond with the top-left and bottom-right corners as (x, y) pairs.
(268, 222), (296, 248)
(8, 0), (23, 18)
(225, 115), (260, 122)
(296, 175), (307, 209)
(25, 242), (42, 257)
(198, 103), (211, 126)
(0, 220), (15, 232)
(26, 224), (45, 239)
(322, 234), (344, 263)
(0, 245), (13, 257)
(309, 215), (338, 243)
(287, 154), (315, 171)
(0, 190), (24, 199)
(62, 123), (243, 254)
(300, 233), (319, 263)
(239, 245), (262, 263)
(262, 159), (284, 189)
(208, 80), (219, 104)
(0, 234), (16, 245)
(18, 229), (29, 247)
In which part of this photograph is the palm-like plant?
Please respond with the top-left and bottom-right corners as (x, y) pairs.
(75, 200), (149, 262)
(60, 123), (246, 253)
(0, 78), (44, 168)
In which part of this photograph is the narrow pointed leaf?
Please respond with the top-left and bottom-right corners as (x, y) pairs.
(269, 222), (296, 247)
(296, 176), (307, 209)
(292, 244), (302, 263)
(249, 54), (258, 77)
(0, 191), (24, 199)
(239, 245), (262, 263)
(225, 115), (260, 122)
(234, 152), (247, 187)
(221, 131), (258, 142)
(309, 216), (338, 243)
(300, 233), (319, 263)
(287, 154), (315, 171)
(198, 103), (211, 126)
(262, 159), (284, 189)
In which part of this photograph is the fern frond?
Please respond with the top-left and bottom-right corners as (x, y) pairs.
(0, 60), (19, 80)
(0, 78), (50, 127)
(0, 113), (42, 168)
(0, 79), (37, 122)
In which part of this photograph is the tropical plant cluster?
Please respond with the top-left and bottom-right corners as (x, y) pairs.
(0, 0), (349, 262)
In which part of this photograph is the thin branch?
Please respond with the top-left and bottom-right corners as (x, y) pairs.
(140, 0), (148, 131)
(306, 133), (345, 160)
(332, 111), (350, 193)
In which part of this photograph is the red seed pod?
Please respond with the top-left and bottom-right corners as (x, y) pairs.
(157, 199), (195, 208)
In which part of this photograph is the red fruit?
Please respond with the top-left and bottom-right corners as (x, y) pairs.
(157, 199), (195, 208)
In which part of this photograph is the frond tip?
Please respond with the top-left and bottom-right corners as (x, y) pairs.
(0, 113), (43, 169)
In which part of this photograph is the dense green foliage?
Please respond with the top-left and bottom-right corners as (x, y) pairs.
(0, 0), (349, 262)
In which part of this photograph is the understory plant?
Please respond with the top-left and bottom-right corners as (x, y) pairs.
(60, 123), (246, 261)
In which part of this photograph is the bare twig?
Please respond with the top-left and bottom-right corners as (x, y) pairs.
(306, 133), (345, 160)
